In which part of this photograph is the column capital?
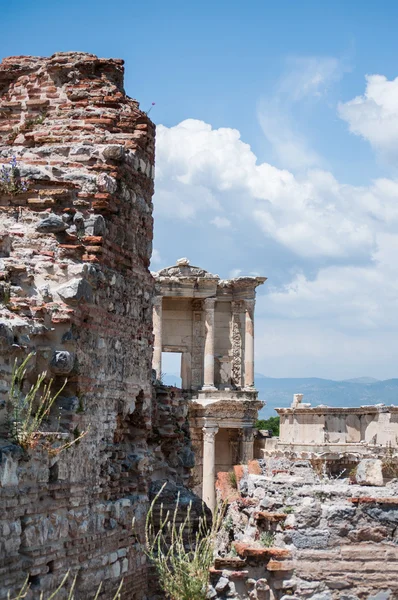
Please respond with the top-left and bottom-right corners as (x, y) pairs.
(204, 297), (217, 309)
(192, 299), (203, 311)
(231, 299), (244, 313)
(202, 425), (219, 441)
(241, 426), (254, 440)
(244, 298), (255, 313)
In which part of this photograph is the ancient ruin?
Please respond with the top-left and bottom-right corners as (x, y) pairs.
(152, 258), (265, 510)
(0, 52), (197, 599)
(1, 50), (398, 600)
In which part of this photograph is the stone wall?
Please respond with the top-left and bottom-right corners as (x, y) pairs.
(0, 52), (192, 599)
(276, 405), (398, 447)
(211, 458), (398, 600)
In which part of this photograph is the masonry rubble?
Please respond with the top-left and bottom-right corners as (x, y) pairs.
(0, 52), (196, 599)
(211, 457), (398, 600)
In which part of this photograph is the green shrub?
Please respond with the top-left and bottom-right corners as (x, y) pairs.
(255, 416), (280, 436)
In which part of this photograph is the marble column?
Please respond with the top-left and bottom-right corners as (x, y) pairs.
(244, 299), (255, 389)
(202, 425), (219, 512)
(152, 295), (163, 381)
(203, 297), (216, 390)
(240, 426), (254, 464)
(231, 301), (243, 388)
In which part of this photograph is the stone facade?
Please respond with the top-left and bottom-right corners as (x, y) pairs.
(274, 395), (398, 450)
(0, 53), (193, 599)
(152, 259), (265, 510)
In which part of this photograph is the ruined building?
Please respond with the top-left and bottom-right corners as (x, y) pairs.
(152, 258), (265, 510)
(0, 52), (198, 599)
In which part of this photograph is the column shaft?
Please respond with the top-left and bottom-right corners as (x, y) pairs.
(152, 296), (163, 380)
(202, 426), (218, 512)
(244, 299), (255, 389)
(240, 427), (254, 464)
(203, 297), (216, 390)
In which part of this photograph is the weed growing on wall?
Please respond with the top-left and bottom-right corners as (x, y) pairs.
(145, 484), (225, 600)
(259, 531), (275, 547)
(0, 157), (28, 196)
(7, 353), (88, 454)
(8, 571), (123, 599)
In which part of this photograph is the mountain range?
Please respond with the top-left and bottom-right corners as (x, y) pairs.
(162, 373), (398, 418)
(255, 374), (398, 418)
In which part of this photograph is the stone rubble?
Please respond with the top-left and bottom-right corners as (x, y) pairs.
(211, 459), (398, 600)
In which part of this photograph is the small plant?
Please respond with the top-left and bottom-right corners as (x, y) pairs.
(314, 490), (329, 503)
(7, 353), (88, 455)
(223, 515), (234, 532)
(8, 570), (122, 599)
(23, 111), (47, 130)
(145, 483), (225, 600)
(145, 102), (156, 115)
(48, 426), (89, 457)
(283, 505), (294, 514)
(259, 532), (275, 548)
(8, 353), (66, 449)
(0, 157), (29, 196)
(228, 545), (238, 558)
(228, 470), (237, 490)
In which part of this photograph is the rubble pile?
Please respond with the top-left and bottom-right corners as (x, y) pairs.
(211, 458), (398, 599)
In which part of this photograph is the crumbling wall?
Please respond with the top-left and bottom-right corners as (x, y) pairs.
(0, 52), (189, 600)
(211, 458), (398, 600)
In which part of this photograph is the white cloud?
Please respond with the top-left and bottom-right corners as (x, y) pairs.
(156, 119), (388, 259)
(210, 216), (232, 229)
(339, 74), (398, 160)
(154, 67), (398, 378)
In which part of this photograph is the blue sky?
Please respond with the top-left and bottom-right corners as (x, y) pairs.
(3, 0), (398, 380)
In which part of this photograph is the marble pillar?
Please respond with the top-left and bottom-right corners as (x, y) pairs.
(202, 425), (219, 512)
(203, 297), (216, 390)
(152, 295), (163, 380)
(244, 299), (255, 389)
(240, 427), (254, 464)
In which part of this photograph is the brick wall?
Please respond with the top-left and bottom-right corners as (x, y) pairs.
(0, 52), (190, 599)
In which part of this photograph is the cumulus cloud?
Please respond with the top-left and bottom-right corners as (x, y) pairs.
(339, 74), (398, 160)
(154, 68), (398, 378)
(155, 119), (392, 259)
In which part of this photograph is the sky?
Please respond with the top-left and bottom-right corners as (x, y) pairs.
(3, 0), (398, 380)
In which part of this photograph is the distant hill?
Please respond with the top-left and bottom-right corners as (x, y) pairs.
(256, 376), (398, 418)
(343, 377), (380, 384)
(161, 373), (398, 419)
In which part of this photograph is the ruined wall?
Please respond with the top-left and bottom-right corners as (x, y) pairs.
(278, 406), (398, 447)
(0, 52), (190, 599)
(211, 458), (398, 600)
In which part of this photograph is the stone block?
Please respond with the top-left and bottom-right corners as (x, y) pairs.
(356, 459), (384, 486)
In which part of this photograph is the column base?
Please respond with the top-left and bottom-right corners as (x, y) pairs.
(201, 385), (217, 392)
(243, 385), (256, 392)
